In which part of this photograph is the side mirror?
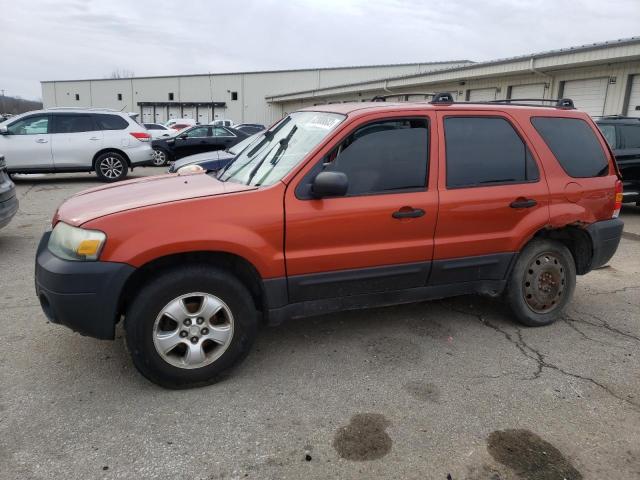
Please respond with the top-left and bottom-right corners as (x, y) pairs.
(0, 125), (8, 135)
(178, 134), (188, 140)
(311, 171), (348, 198)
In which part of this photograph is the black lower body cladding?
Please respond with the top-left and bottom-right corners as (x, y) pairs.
(34, 232), (134, 339)
(586, 218), (624, 270)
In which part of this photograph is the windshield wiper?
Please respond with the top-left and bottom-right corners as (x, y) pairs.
(250, 126), (298, 186)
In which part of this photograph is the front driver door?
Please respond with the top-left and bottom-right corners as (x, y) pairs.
(284, 113), (438, 303)
(1, 114), (53, 171)
(173, 125), (210, 159)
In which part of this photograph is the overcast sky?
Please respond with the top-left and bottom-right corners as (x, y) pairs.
(1, 0), (639, 100)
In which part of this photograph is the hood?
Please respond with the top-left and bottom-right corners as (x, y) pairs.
(172, 150), (235, 170)
(55, 172), (256, 226)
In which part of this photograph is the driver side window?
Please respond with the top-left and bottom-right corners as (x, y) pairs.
(184, 126), (209, 138)
(7, 115), (50, 135)
(322, 118), (429, 196)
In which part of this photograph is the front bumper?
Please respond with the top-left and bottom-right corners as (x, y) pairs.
(586, 218), (624, 270)
(34, 231), (135, 339)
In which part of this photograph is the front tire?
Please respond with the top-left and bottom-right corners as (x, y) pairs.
(125, 266), (258, 388)
(506, 239), (576, 327)
(95, 152), (128, 182)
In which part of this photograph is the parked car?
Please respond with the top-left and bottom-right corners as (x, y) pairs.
(0, 109), (153, 182)
(596, 116), (640, 204)
(143, 123), (175, 140)
(210, 119), (235, 127)
(35, 98), (623, 388)
(165, 118), (197, 131)
(152, 125), (248, 165)
(0, 155), (18, 229)
(168, 131), (264, 173)
(234, 123), (266, 135)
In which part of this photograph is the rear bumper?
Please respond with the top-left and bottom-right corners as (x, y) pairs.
(0, 193), (18, 229)
(586, 218), (624, 270)
(127, 145), (155, 167)
(34, 232), (135, 339)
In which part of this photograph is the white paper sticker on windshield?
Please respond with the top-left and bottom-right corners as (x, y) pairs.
(305, 115), (341, 130)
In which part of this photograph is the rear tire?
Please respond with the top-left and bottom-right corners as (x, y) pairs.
(506, 239), (576, 327)
(125, 266), (258, 389)
(152, 147), (170, 167)
(95, 152), (128, 182)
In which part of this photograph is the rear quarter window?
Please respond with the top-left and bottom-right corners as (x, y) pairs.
(95, 114), (129, 130)
(531, 117), (608, 178)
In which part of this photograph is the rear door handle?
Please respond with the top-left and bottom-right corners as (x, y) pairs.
(510, 198), (537, 209)
(392, 207), (425, 219)
(35, 138), (48, 144)
(89, 137), (101, 141)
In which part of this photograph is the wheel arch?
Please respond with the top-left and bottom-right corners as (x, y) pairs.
(92, 148), (132, 169)
(530, 225), (593, 275)
(118, 251), (268, 323)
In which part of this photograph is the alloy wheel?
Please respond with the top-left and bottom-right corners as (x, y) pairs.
(99, 156), (124, 179)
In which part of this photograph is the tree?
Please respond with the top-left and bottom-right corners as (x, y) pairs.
(109, 69), (135, 79)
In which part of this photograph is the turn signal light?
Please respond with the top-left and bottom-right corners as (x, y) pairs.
(130, 132), (151, 142)
(613, 179), (623, 218)
(76, 239), (102, 256)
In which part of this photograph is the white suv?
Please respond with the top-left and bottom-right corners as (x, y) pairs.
(0, 108), (154, 182)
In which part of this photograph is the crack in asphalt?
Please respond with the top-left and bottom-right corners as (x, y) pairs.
(586, 285), (640, 296)
(570, 309), (640, 343)
(561, 316), (619, 347)
(441, 302), (640, 410)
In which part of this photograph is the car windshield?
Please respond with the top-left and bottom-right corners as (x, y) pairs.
(218, 111), (345, 186)
(228, 132), (263, 155)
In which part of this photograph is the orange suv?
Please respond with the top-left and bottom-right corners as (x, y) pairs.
(35, 94), (624, 388)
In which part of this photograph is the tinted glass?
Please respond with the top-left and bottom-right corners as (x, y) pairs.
(53, 114), (97, 133)
(532, 117), (608, 178)
(144, 123), (163, 130)
(598, 124), (617, 148)
(213, 127), (233, 136)
(7, 115), (49, 135)
(324, 119), (429, 195)
(618, 124), (640, 149)
(95, 114), (129, 130)
(184, 126), (209, 137)
(445, 117), (538, 188)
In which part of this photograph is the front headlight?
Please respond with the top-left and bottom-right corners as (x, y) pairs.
(48, 222), (106, 261)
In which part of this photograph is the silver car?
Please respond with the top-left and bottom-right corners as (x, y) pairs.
(0, 108), (154, 182)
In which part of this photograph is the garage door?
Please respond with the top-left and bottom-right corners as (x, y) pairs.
(154, 107), (167, 123)
(197, 106), (211, 124)
(182, 106), (195, 119)
(468, 88), (497, 101)
(562, 78), (608, 117)
(510, 83), (546, 100)
(626, 75), (640, 118)
(142, 106), (154, 123)
(168, 106), (181, 119)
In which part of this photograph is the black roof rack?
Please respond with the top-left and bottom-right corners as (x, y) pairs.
(429, 92), (455, 104)
(488, 98), (575, 109)
(371, 92), (436, 102)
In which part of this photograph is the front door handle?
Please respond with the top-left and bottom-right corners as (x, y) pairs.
(510, 198), (537, 209)
(392, 207), (425, 219)
(35, 138), (48, 144)
(89, 137), (101, 141)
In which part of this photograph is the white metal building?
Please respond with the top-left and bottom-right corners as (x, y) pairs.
(42, 37), (640, 124)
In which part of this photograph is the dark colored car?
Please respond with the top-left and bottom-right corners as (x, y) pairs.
(0, 155), (18, 229)
(234, 123), (266, 135)
(168, 131), (263, 173)
(596, 116), (640, 204)
(152, 125), (248, 165)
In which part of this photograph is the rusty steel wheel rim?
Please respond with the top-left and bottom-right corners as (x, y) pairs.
(523, 252), (566, 314)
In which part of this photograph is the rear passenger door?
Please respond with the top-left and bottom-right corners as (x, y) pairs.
(431, 112), (550, 285)
(51, 113), (103, 169)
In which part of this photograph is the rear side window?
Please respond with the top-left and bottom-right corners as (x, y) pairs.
(52, 114), (98, 133)
(531, 117), (608, 177)
(618, 124), (640, 149)
(323, 118), (429, 196)
(444, 117), (539, 188)
(95, 114), (129, 130)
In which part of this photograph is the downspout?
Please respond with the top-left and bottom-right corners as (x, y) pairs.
(529, 57), (553, 98)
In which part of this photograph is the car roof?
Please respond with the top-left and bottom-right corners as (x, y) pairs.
(595, 116), (640, 125)
(298, 101), (589, 118)
(8, 108), (126, 118)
